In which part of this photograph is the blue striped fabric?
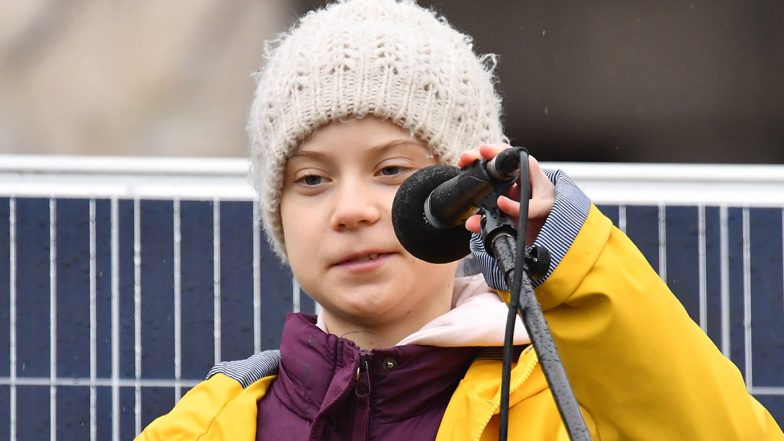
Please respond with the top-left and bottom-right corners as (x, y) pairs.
(206, 350), (281, 389)
(470, 169), (591, 290)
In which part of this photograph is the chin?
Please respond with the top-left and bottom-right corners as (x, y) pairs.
(343, 297), (398, 320)
(334, 295), (404, 324)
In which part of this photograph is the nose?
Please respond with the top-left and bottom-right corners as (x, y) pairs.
(329, 180), (382, 231)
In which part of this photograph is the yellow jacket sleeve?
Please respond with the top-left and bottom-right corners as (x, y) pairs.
(537, 204), (782, 439)
(135, 374), (274, 441)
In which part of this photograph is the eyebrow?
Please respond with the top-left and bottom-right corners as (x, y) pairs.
(290, 138), (428, 160)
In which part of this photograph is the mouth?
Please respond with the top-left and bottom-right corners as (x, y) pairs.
(346, 253), (381, 263)
(333, 250), (394, 268)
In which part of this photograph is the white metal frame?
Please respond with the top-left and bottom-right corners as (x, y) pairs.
(1, 155), (783, 206)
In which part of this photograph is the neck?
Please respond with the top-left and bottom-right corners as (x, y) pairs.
(321, 286), (453, 350)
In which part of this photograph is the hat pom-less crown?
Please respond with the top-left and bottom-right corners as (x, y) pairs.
(249, 0), (506, 259)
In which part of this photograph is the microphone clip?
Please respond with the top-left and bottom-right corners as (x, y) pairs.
(479, 206), (551, 280)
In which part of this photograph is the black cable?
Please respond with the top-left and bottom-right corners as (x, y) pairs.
(498, 150), (531, 441)
(498, 291), (516, 441)
(511, 149), (531, 314)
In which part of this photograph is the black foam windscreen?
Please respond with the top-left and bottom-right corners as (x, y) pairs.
(392, 165), (472, 263)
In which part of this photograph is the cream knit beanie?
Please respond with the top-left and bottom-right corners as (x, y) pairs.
(249, 0), (506, 259)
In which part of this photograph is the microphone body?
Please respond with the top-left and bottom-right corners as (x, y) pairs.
(392, 147), (524, 263)
(423, 164), (494, 228)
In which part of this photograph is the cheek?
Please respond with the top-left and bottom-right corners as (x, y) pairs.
(279, 197), (311, 256)
(401, 252), (457, 282)
(378, 186), (398, 221)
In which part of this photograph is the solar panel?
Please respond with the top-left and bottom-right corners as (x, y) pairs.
(0, 158), (781, 439)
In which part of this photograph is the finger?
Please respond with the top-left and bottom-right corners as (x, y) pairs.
(525, 156), (555, 234)
(457, 149), (482, 168)
(458, 143), (511, 168)
(506, 181), (521, 202)
(497, 195), (521, 220)
(498, 195), (552, 220)
(528, 198), (553, 219)
(465, 214), (482, 233)
(528, 156), (546, 193)
(477, 144), (509, 160)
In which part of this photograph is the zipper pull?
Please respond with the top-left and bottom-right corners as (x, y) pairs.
(352, 353), (372, 439)
(355, 354), (371, 397)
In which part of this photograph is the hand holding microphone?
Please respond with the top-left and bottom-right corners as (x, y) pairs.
(459, 145), (554, 245)
(391, 144), (555, 263)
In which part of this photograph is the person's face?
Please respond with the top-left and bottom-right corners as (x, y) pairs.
(280, 117), (458, 332)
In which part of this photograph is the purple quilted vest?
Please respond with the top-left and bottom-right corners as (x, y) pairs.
(256, 313), (477, 440)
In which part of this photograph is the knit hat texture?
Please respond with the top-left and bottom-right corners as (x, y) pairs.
(248, 0), (506, 259)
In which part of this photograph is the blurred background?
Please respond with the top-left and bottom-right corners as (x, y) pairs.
(1, 0), (782, 163)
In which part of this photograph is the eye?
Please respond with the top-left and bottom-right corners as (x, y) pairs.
(379, 165), (403, 176)
(297, 174), (324, 186)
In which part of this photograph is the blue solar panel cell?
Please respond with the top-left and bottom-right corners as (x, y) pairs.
(727, 207), (747, 380)
(119, 386), (136, 441)
(703, 207), (724, 347)
(17, 385), (49, 440)
(16, 198), (51, 378)
(56, 199), (91, 378)
(750, 208), (784, 388)
(94, 199), (113, 380)
(0, 199), (9, 378)
(140, 200), (175, 379)
(596, 204), (619, 227)
(665, 206), (701, 322)
(219, 201), (255, 362)
(118, 199), (136, 380)
(57, 386), (90, 441)
(141, 387), (175, 431)
(259, 237), (295, 351)
(97, 386), (112, 441)
(0, 386), (8, 440)
(180, 200), (216, 379)
(625, 205), (661, 273)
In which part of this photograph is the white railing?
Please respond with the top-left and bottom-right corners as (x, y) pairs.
(2, 154), (783, 205)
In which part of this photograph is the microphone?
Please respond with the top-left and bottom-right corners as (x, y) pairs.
(392, 147), (525, 263)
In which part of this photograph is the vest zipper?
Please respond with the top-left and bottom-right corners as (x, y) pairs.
(471, 346), (539, 441)
(352, 352), (372, 440)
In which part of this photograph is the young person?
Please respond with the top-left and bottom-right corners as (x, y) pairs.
(136, 1), (783, 439)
